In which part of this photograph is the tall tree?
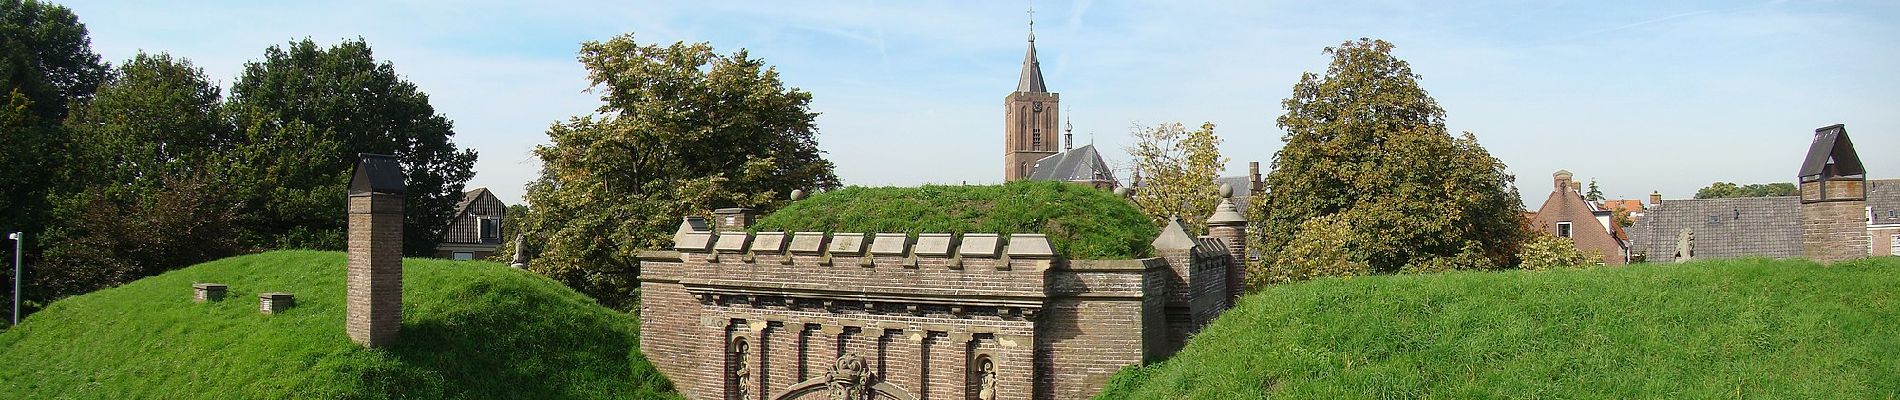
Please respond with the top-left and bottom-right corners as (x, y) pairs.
(1585, 179), (1605, 202)
(226, 38), (476, 255)
(0, 0), (105, 257)
(1127, 121), (1226, 234)
(1254, 38), (1526, 281)
(61, 52), (228, 197)
(30, 52), (240, 302)
(516, 34), (840, 308)
(0, 0), (105, 122)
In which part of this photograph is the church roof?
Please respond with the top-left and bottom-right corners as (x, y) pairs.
(1017, 32), (1047, 93)
(1028, 145), (1115, 183)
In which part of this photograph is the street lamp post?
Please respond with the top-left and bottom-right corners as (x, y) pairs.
(9, 232), (19, 326)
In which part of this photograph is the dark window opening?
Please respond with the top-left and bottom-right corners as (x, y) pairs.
(1557, 222), (1572, 238)
(480, 218), (500, 241)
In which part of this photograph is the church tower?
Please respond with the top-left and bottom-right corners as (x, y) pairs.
(1004, 16), (1059, 181)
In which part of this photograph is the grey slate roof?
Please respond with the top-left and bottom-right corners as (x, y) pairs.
(1028, 144), (1115, 183)
(1214, 175), (1257, 214)
(1628, 196), (1801, 262)
(1799, 124), (1865, 178)
(1016, 34), (1047, 93)
(1869, 179), (1900, 227)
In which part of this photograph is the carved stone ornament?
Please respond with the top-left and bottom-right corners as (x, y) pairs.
(768, 352), (917, 400)
(824, 353), (870, 400)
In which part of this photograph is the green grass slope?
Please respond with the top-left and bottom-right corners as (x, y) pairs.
(755, 181), (1157, 259)
(0, 251), (678, 399)
(1098, 258), (1900, 399)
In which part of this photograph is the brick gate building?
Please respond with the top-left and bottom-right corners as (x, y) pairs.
(638, 198), (1249, 399)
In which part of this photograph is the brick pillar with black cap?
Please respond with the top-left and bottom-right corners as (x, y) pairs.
(347, 153), (405, 347)
(1797, 124), (1869, 263)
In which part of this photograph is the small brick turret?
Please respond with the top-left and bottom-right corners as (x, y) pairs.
(1797, 124), (1869, 263)
(347, 153), (405, 347)
(1206, 184), (1248, 299)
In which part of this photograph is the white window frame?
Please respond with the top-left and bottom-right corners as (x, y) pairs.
(1557, 222), (1573, 238)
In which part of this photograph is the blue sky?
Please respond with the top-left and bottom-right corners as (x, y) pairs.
(62, 0), (1900, 206)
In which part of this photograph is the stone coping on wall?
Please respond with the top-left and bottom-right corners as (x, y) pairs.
(672, 230), (1058, 260)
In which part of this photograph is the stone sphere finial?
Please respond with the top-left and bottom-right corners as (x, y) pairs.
(1113, 187), (1129, 197)
(790, 189), (806, 201)
(1219, 183), (1234, 198)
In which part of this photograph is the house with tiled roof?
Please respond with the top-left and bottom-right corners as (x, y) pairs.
(434, 187), (507, 260)
(1530, 170), (1628, 264)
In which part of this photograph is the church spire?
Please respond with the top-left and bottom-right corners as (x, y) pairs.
(1016, 7), (1048, 93)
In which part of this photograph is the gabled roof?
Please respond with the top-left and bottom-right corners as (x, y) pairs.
(1016, 33), (1047, 93)
(1799, 124), (1865, 179)
(455, 187), (495, 216)
(1027, 144), (1114, 183)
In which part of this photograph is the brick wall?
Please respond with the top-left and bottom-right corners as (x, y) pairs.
(1871, 227), (1900, 256)
(641, 227), (1212, 400)
(1802, 200), (1869, 263)
(346, 193), (402, 346)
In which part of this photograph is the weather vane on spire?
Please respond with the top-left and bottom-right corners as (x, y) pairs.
(1027, 2), (1036, 41)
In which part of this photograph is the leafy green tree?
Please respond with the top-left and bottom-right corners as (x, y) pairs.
(0, 0), (105, 122)
(1253, 38), (1527, 280)
(1127, 121), (1226, 234)
(225, 38), (476, 255)
(34, 173), (240, 300)
(1585, 179), (1605, 202)
(28, 53), (241, 302)
(1694, 181), (1797, 199)
(61, 52), (229, 198)
(515, 34), (840, 308)
(0, 0), (106, 261)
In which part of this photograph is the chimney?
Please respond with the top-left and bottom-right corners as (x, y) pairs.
(713, 208), (756, 233)
(1553, 170), (1574, 192)
(1649, 191), (1662, 206)
(347, 153), (405, 347)
(1248, 161), (1262, 193)
(1572, 181), (1583, 193)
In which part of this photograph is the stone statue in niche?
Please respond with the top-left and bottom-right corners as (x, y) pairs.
(1674, 228), (1695, 263)
(733, 339), (752, 399)
(976, 356), (998, 400)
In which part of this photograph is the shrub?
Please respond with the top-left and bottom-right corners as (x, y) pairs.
(754, 181), (1156, 259)
(1252, 214), (1368, 286)
(1517, 235), (1594, 271)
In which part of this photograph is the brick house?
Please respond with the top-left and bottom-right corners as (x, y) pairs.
(433, 188), (506, 260)
(1530, 170), (1628, 264)
(1867, 179), (1900, 256)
